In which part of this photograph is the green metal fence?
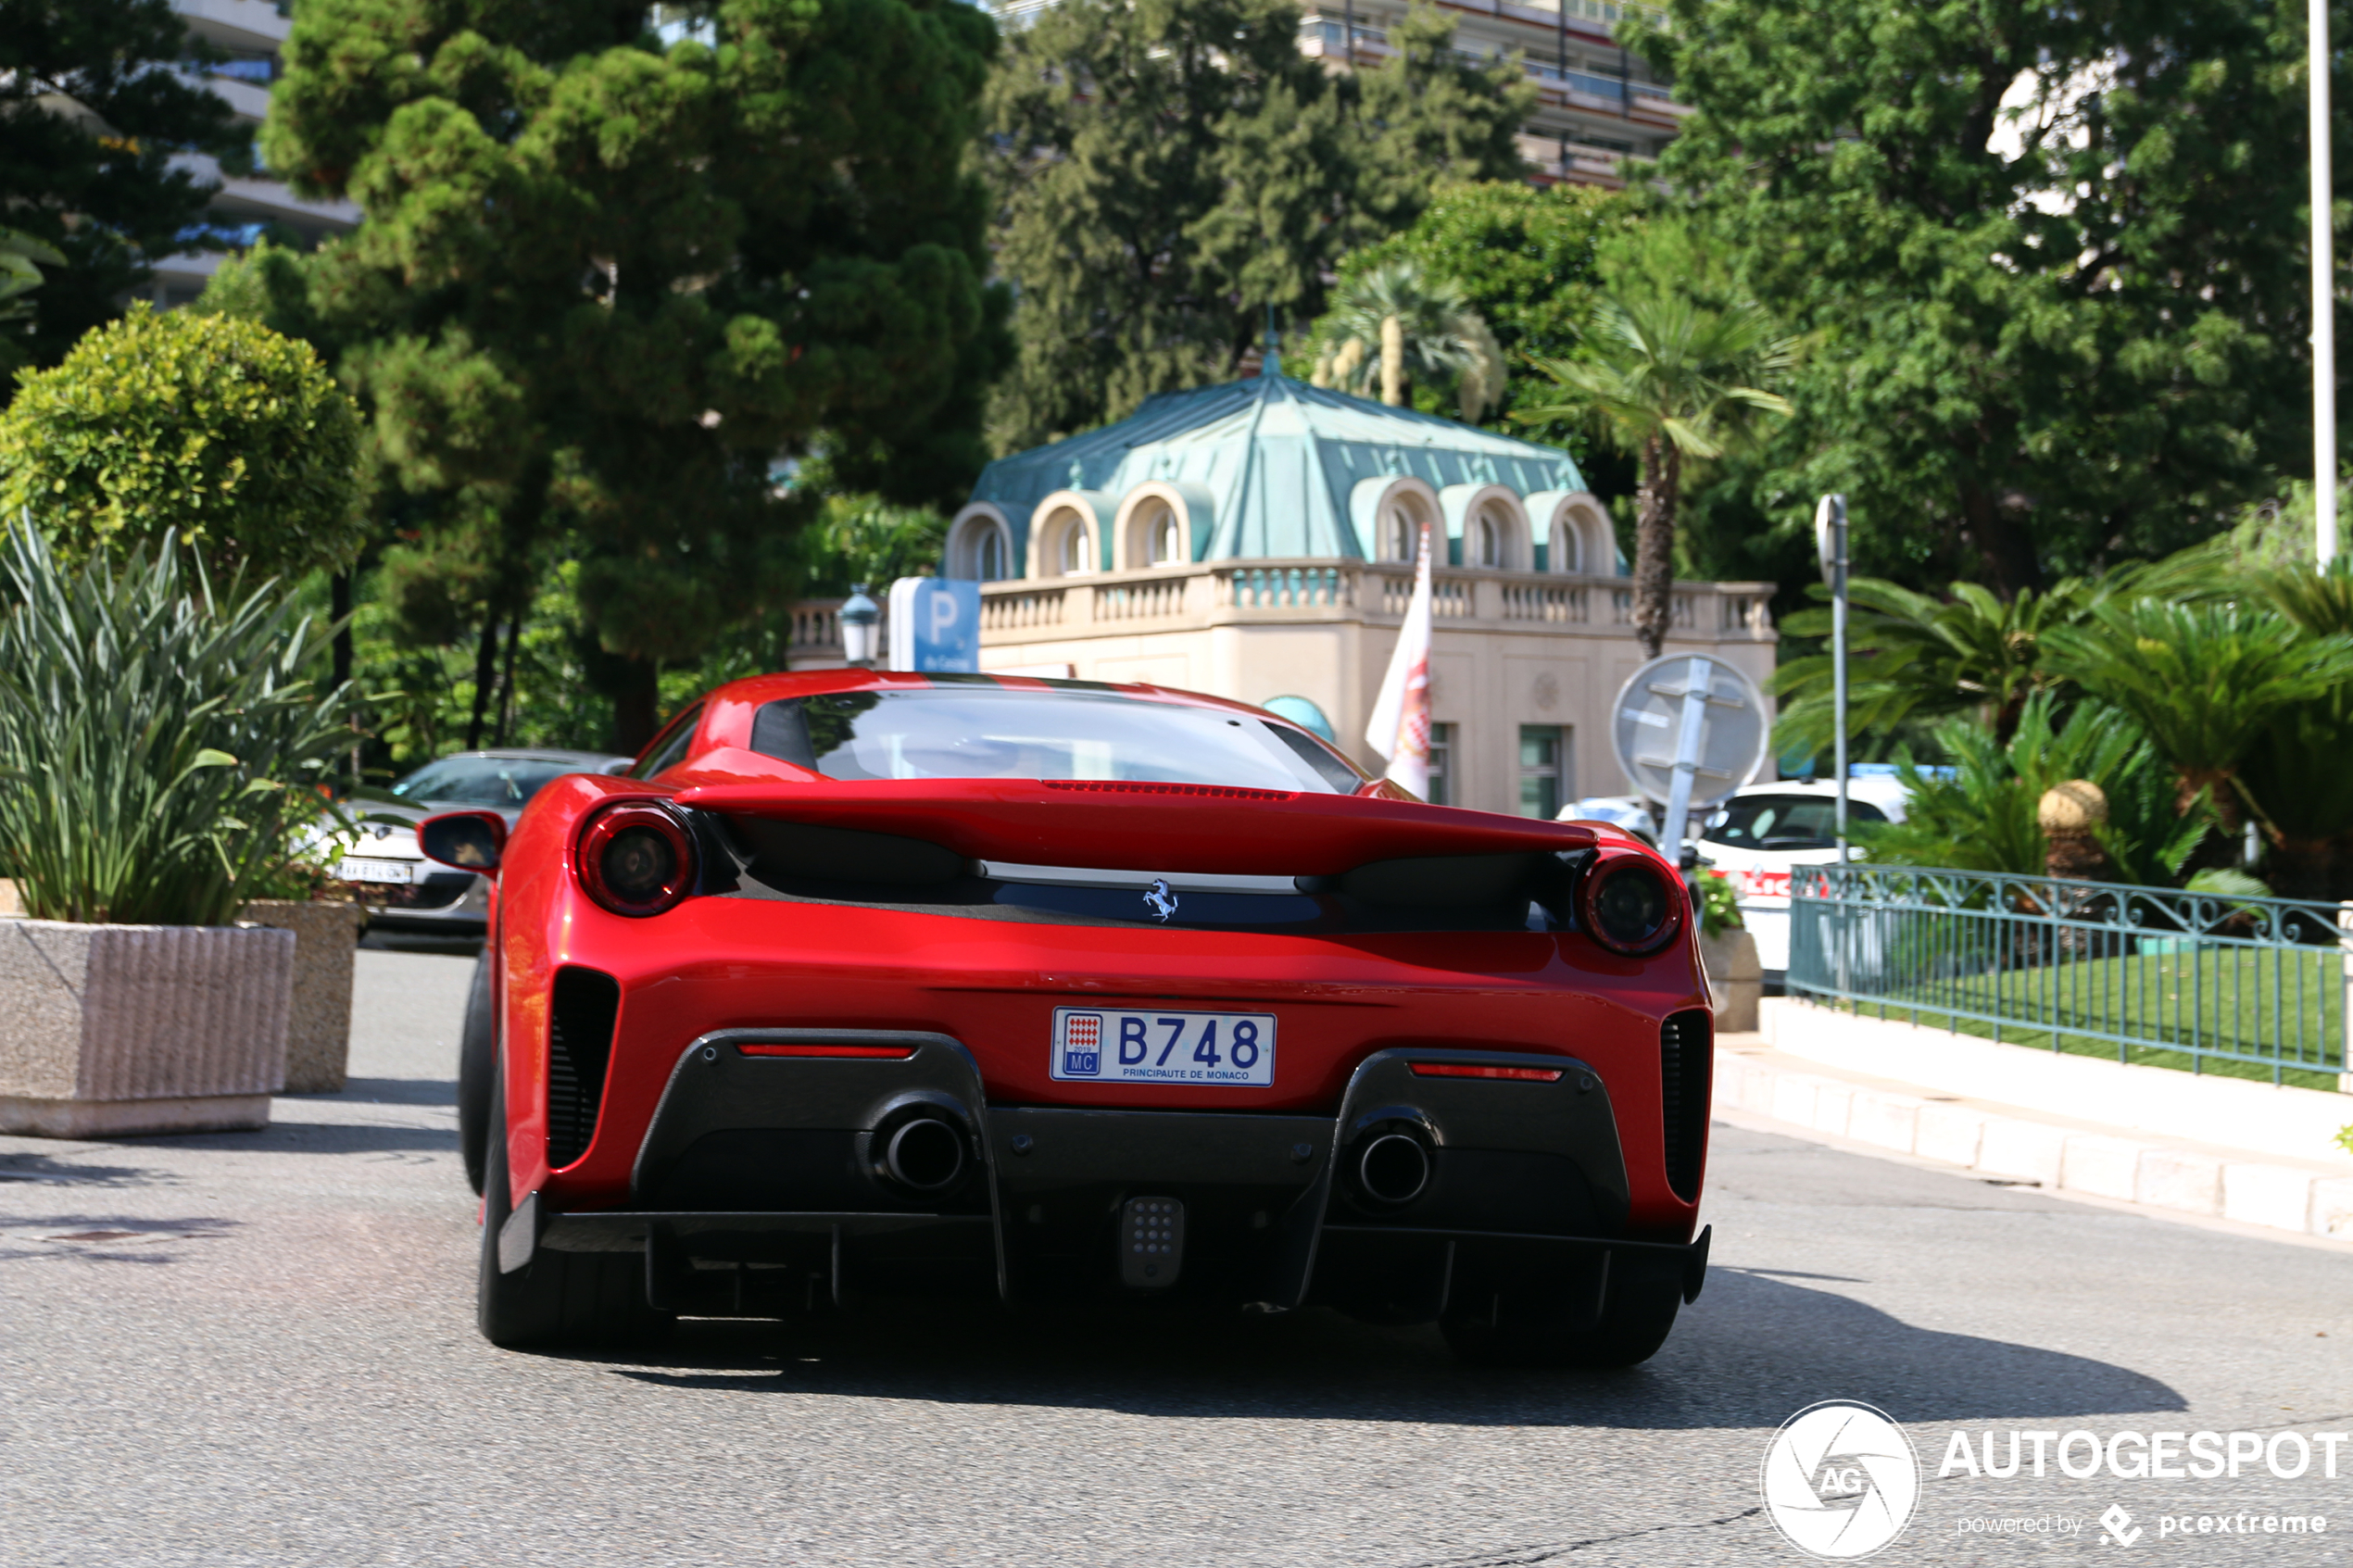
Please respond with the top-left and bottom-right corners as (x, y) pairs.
(1787, 865), (2347, 1087)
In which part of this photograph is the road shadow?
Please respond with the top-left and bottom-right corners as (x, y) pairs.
(307, 1076), (459, 1107)
(131, 1120), (459, 1157)
(0, 1149), (169, 1187)
(590, 1265), (2184, 1430)
(360, 929), (483, 958)
(0, 1212), (240, 1265)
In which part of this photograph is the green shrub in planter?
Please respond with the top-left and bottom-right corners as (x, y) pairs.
(0, 524), (354, 925)
(0, 303), (365, 579)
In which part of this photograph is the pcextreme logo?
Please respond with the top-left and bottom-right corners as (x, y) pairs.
(1760, 1400), (1923, 1560)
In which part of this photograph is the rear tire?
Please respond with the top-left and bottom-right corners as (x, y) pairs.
(477, 1076), (673, 1350)
(458, 954), (496, 1196)
(1442, 1260), (1682, 1369)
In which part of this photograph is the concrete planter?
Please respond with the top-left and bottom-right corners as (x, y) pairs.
(0, 920), (296, 1137)
(1700, 927), (1762, 1033)
(240, 900), (365, 1094)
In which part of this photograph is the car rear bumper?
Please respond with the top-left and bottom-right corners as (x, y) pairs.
(514, 1030), (1706, 1321)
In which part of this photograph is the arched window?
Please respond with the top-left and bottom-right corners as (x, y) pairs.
(946, 509), (1013, 581)
(1059, 519), (1093, 575)
(1554, 518), (1581, 574)
(1383, 493), (1434, 562)
(1476, 512), (1502, 568)
(1122, 497), (1185, 569)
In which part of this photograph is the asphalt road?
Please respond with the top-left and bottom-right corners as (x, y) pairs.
(4, 949), (2350, 1567)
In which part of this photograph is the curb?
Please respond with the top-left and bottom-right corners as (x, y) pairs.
(1714, 1046), (2353, 1241)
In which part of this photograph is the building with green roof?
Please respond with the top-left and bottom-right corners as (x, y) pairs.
(919, 365), (1778, 815)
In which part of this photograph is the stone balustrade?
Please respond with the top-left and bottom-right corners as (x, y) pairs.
(786, 560), (1773, 666)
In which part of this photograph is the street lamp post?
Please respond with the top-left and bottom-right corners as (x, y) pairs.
(1814, 494), (1850, 866)
(2318, 0), (2338, 566)
(839, 583), (880, 669)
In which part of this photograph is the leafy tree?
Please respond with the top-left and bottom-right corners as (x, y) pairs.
(1642, 0), (2327, 596)
(263, 0), (1004, 750)
(799, 495), (950, 596)
(0, 303), (366, 580)
(0, 2), (242, 379)
(1310, 261), (1505, 420)
(983, 0), (1532, 449)
(1304, 181), (1626, 434)
(1516, 225), (1794, 659)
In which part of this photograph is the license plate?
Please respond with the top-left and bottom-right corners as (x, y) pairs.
(1050, 1007), (1276, 1086)
(336, 857), (415, 884)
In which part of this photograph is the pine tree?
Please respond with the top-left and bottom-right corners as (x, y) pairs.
(262, 0), (1004, 750)
(0, 1), (241, 380)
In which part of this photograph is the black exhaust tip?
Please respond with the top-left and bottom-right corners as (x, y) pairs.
(1356, 1131), (1432, 1206)
(884, 1116), (966, 1191)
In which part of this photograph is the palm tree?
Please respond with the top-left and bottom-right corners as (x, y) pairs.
(2042, 597), (2353, 834)
(1313, 261), (1506, 422)
(2237, 558), (2353, 896)
(1770, 576), (2095, 752)
(1856, 694), (2209, 884)
(1515, 271), (1794, 659)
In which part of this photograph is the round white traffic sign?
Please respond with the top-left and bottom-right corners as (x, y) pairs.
(1609, 652), (1768, 808)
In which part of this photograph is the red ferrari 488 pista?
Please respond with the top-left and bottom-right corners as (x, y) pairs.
(427, 671), (1713, 1365)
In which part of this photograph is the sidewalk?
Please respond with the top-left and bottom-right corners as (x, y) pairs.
(1716, 997), (2353, 1241)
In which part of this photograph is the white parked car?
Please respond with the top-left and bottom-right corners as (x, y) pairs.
(322, 748), (634, 935)
(1693, 774), (1911, 983)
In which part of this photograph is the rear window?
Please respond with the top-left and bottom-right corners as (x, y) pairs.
(1704, 794), (1888, 851)
(749, 688), (1356, 794)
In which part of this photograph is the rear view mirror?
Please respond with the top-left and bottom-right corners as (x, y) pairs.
(419, 810), (507, 874)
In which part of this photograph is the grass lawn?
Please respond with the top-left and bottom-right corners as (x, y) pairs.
(1806, 943), (2345, 1093)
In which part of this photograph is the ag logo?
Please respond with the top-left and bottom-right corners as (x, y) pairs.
(1760, 1400), (1920, 1559)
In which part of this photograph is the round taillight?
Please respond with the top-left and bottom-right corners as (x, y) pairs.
(577, 803), (697, 917)
(1578, 853), (1683, 955)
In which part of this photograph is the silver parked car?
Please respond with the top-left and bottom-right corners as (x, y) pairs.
(333, 748), (635, 934)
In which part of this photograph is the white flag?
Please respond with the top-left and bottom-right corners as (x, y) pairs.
(1364, 521), (1435, 799)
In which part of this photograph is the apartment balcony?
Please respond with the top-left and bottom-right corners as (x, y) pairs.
(1298, 17), (1687, 127)
(174, 0), (291, 53)
(167, 154), (362, 231)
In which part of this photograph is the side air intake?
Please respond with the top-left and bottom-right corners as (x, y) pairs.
(546, 967), (621, 1169)
(1659, 1009), (1712, 1202)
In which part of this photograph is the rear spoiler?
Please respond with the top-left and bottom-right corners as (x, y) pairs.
(672, 775), (1599, 878)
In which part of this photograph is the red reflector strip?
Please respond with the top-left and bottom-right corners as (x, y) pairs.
(737, 1044), (916, 1060)
(1408, 1062), (1566, 1082)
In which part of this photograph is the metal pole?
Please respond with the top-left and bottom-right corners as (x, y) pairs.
(1826, 495), (1850, 866)
(2317, 0), (2339, 565)
(1657, 654), (1713, 862)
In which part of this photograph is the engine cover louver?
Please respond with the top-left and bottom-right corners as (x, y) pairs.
(546, 966), (621, 1170)
(1659, 1009), (1712, 1203)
